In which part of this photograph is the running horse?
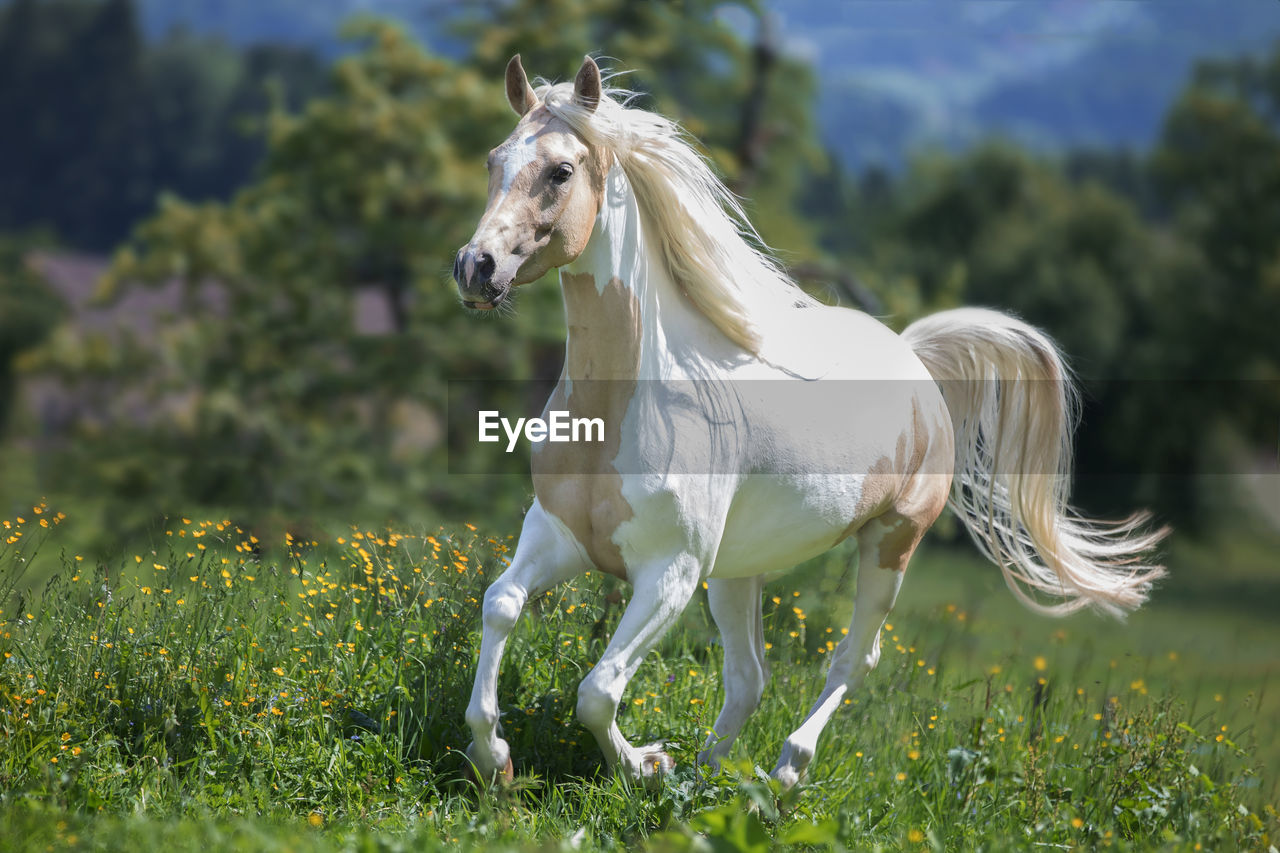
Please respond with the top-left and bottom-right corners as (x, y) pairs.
(453, 55), (1167, 787)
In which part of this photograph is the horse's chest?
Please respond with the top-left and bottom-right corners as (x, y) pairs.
(533, 459), (632, 580)
(531, 271), (642, 580)
(531, 381), (636, 579)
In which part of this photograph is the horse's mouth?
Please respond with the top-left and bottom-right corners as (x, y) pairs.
(463, 288), (509, 311)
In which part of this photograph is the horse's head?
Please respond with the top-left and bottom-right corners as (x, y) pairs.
(453, 55), (611, 310)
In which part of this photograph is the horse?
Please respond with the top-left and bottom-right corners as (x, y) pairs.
(452, 54), (1167, 787)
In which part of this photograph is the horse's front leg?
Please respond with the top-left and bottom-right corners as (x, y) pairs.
(576, 553), (702, 780)
(466, 501), (588, 781)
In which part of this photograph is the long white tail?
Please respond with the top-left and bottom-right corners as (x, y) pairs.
(902, 308), (1168, 618)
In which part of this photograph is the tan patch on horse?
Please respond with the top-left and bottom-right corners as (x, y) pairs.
(834, 394), (954, 571)
(533, 273), (642, 580)
(833, 457), (895, 548)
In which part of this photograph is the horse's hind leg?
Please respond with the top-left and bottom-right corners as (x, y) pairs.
(698, 576), (769, 768)
(465, 501), (588, 781)
(771, 513), (924, 789)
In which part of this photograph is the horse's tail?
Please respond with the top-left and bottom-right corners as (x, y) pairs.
(902, 308), (1168, 618)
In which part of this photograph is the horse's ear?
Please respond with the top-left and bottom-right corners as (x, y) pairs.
(505, 54), (538, 117)
(573, 55), (601, 113)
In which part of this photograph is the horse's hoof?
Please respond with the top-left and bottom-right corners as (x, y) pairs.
(464, 754), (514, 786)
(464, 743), (515, 786)
(639, 745), (675, 781)
(771, 763), (802, 791)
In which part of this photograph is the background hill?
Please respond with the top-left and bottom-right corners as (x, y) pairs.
(131, 0), (1280, 166)
(783, 0), (1280, 165)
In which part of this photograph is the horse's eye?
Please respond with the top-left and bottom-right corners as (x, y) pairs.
(550, 163), (574, 185)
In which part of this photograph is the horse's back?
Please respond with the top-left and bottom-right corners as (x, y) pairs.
(755, 303), (933, 382)
(709, 304), (953, 578)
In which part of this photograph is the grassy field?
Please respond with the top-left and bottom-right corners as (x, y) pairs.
(1, 503), (1277, 851)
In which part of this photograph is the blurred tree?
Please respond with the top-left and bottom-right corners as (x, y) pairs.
(838, 144), (1218, 518)
(899, 147), (1154, 369)
(1133, 45), (1280, 520)
(143, 33), (328, 205)
(34, 21), (522, 542)
(0, 0), (327, 250)
(0, 238), (65, 435)
(0, 0), (134, 248)
(1152, 45), (1280, 394)
(1063, 148), (1163, 220)
(809, 42), (1280, 521)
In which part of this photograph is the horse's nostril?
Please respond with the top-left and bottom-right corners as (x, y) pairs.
(455, 248), (497, 288)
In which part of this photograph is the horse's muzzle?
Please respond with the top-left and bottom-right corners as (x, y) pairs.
(454, 246), (508, 309)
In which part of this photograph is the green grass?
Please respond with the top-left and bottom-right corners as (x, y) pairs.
(1, 505), (1277, 851)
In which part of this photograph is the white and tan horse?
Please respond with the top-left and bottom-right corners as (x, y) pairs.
(454, 55), (1167, 787)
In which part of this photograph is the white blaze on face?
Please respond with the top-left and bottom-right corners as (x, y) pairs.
(500, 133), (541, 195)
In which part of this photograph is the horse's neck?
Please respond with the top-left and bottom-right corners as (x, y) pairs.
(559, 164), (736, 382)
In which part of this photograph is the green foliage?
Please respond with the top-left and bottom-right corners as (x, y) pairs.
(770, 43), (1280, 528)
(33, 22), (540, 545)
(822, 131), (1276, 521)
(0, 0), (326, 250)
(0, 240), (64, 370)
(1151, 47), (1280, 432)
(0, 0), (145, 248)
(0, 238), (65, 434)
(1, 507), (1277, 851)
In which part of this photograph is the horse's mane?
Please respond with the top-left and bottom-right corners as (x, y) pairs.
(538, 80), (817, 354)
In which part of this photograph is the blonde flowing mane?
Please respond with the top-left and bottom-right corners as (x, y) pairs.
(538, 81), (816, 354)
